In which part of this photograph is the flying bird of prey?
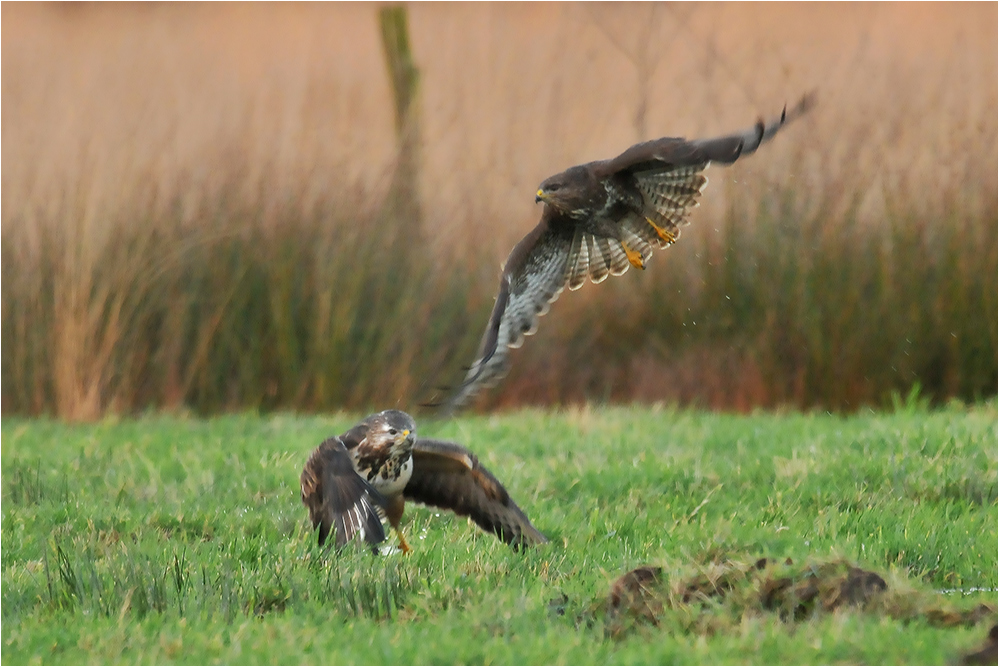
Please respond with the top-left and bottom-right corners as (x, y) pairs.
(300, 409), (548, 552)
(443, 95), (815, 412)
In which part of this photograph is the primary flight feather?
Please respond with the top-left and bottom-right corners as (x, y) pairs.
(443, 94), (815, 412)
(301, 410), (547, 552)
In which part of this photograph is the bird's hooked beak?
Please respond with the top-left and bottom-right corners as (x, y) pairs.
(535, 188), (547, 204)
(395, 429), (412, 446)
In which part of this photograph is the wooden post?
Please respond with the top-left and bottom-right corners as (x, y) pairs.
(378, 6), (421, 223)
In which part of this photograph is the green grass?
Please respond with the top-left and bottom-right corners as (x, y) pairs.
(2, 403), (996, 664)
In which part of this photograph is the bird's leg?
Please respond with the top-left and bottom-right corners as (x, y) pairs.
(386, 494), (412, 554)
(645, 216), (677, 245)
(395, 529), (412, 554)
(620, 241), (646, 270)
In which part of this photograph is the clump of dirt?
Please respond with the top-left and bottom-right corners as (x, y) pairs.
(605, 565), (663, 637)
(961, 623), (998, 666)
(925, 603), (996, 628)
(602, 556), (996, 647)
(758, 561), (887, 620)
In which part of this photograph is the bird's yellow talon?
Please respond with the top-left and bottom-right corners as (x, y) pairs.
(621, 242), (645, 270)
(645, 216), (677, 244)
(397, 531), (412, 554)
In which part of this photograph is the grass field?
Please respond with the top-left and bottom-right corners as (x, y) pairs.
(2, 403), (996, 664)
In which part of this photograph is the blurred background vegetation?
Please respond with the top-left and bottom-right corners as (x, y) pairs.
(2, 3), (996, 420)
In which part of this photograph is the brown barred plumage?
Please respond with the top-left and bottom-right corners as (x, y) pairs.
(301, 410), (547, 552)
(441, 93), (815, 413)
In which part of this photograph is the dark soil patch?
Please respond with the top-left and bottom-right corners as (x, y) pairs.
(603, 556), (996, 647)
(605, 565), (663, 636)
(759, 561), (887, 620)
(960, 623), (998, 666)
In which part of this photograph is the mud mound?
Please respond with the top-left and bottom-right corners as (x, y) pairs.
(758, 561), (887, 620)
(961, 623), (998, 666)
(602, 556), (995, 646)
(606, 565), (664, 632)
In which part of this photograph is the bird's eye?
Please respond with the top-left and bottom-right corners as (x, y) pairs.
(549, 184), (560, 192)
(389, 428), (398, 436)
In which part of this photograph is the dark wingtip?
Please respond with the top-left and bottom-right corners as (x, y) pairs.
(332, 494), (387, 553)
(510, 526), (550, 551)
(316, 522), (331, 548)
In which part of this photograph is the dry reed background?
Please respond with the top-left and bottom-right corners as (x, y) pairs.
(2, 2), (996, 420)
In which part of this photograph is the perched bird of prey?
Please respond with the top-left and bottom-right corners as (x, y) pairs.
(300, 409), (548, 552)
(443, 95), (815, 412)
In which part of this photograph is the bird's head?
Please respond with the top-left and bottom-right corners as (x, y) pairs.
(535, 165), (593, 213)
(363, 409), (416, 454)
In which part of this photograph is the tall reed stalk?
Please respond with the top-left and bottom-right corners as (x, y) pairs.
(2, 3), (995, 417)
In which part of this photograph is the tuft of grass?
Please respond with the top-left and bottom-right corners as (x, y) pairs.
(0, 189), (485, 418)
(1, 405), (996, 663)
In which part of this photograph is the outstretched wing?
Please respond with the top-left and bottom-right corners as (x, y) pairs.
(300, 437), (387, 550)
(443, 216), (576, 413)
(593, 93), (817, 262)
(444, 94), (814, 412)
(404, 438), (548, 549)
(600, 93), (816, 175)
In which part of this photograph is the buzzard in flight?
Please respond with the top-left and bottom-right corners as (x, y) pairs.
(301, 409), (548, 552)
(444, 95), (815, 412)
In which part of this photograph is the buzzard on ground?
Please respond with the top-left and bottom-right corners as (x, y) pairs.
(301, 409), (548, 552)
(443, 95), (815, 412)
